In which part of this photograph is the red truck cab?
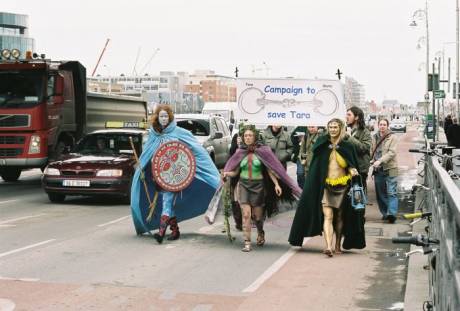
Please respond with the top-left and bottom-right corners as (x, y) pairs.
(0, 52), (88, 181)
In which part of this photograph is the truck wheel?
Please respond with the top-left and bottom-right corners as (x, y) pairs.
(1, 168), (22, 182)
(48, 193), (66, 203)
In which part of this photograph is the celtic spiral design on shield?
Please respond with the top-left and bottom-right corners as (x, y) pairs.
(151, 141), (196, 192)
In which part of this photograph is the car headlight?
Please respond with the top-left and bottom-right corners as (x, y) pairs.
(44, 167), (60, 176)
(28, 135), (41, 154)
(96, 169), (123, 177)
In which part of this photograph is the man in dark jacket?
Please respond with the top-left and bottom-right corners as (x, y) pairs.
(447, 118), (460, 148)
(346, 106), (372, 192)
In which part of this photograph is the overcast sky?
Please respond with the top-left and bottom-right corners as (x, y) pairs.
(2, 0), (455, 106)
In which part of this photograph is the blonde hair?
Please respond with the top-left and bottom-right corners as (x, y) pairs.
(327, 118), (346, 141)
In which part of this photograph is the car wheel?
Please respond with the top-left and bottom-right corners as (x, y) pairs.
(48, 193), (66, 203)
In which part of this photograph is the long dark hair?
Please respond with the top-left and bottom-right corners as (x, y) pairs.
(348, 106), (366, 130)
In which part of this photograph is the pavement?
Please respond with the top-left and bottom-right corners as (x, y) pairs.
(0, 124), (428, 311)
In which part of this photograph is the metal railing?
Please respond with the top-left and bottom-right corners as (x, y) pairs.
(424, 152), (460, 310)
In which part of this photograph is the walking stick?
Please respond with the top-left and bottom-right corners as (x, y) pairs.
(221, 178), (235, 242)
(129, 137), (158, 221)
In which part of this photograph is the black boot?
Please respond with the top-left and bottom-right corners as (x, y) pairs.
(167, 216), (180, 240)
(153, 215), (170, 244)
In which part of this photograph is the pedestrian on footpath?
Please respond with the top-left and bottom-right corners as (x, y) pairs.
(298, 126), (321, 179)
(223, 125), (301, 252)
(370, 119), (399, 224)
(345, 106), (372, 192)
(447, 118), (460, 148)
(444, 114), (453, 136)
(289, 118), (365, 257)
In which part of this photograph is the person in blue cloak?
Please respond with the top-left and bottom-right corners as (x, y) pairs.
(130, 104), (220, 243)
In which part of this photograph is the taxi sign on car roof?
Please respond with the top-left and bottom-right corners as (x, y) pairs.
(105, 121), (148, 129)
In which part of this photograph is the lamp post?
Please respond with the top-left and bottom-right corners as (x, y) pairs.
(411, 1), (430, 113)
(457, 0), (459, 120)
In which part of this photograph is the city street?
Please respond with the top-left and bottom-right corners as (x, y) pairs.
(0, 124), (422, 310)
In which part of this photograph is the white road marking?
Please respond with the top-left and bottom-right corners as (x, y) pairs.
(197, 221), (223, 234)
(97, 215), (130, 227)
(0, 214), (46, 225)
(0, 239), (56, 259)
(0, 298), (15, 311)
(242, 237), (311, 293)
(0, 200), (18, 205)
(0, 276), (39, 282)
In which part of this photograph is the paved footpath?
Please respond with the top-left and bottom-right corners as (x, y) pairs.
(0, 126), (421, 311)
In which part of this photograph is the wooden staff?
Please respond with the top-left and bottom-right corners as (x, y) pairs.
(129, 137), (158, 221)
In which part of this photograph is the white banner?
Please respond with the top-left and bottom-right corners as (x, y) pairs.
(236, 78), (346, 126)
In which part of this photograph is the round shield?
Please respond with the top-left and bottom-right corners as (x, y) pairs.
(151, 141), (196, 192)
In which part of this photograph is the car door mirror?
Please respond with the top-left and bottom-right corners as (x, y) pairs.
(213, 131), (223, 139)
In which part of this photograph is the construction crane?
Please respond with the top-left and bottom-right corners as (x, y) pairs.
(132, 47), (142, 76)
(251, 61), (271, 77)
(91, 38), (110, 77)
(139, 48), (160, 75)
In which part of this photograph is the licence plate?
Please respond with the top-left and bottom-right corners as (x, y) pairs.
(62, 179), (90, 187)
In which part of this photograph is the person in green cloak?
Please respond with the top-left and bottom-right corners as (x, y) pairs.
(288, 118), (366, 257)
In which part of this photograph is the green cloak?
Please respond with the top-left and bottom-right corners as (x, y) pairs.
(288, 134), (366, 249)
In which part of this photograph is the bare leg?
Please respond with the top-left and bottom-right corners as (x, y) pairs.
(322, 205), (334, 257)
(241, 204), (252, 251)
(333, 208), (344, 254)
(252, 206), (265, 246)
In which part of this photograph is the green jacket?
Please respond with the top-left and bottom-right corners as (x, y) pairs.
(290, 126), (308, 162)
(262, 127), (294, 165)
(288, 135), (366, 249)
(299, 132), (320, 175)
(347, 127), (372, 175)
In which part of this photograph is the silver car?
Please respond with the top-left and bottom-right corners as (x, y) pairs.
(390, 120), (407, 133)
(175, 114), (232, 168)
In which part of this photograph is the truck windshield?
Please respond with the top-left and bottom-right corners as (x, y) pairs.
(0, 71), (45, 108)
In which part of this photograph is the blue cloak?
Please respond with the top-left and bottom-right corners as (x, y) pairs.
(130, 121), (220, 235)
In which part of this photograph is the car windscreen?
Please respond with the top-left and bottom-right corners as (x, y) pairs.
(176, 119), (210, 136)
(73, 133), (142, 155)
(0, 71), (45, 108)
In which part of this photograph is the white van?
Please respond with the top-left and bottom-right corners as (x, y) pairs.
(202, 102), (238, 133)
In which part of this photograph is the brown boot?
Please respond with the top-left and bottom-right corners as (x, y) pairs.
(167, 216), (180, 241)
(153, 215), (170, 244)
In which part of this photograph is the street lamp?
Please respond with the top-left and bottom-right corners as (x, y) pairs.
(410, 2), (430, 102)
(411, 1), (434, 138)
(457, 0), (460, 120)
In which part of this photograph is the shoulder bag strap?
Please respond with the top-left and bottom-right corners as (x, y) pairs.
(370, 133), (391, 160)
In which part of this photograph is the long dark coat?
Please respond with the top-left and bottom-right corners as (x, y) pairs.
(288, 134), (366, 250)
